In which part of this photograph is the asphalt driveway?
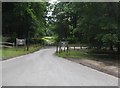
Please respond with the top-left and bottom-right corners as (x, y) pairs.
(2, 47), (118, 86)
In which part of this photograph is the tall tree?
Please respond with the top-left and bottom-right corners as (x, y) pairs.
(2, 2), (46, 40)
(52, 2), (119, 51)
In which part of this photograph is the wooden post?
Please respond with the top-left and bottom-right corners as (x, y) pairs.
(80, 44), (82, 49)
(27, 31), (30, 51)
(59, 46), (61, 53)
(74, 46), (75, 50)
(64, 47), (65, 52)
(56, 44), (58, 53)
(16, 38), (18, 51)
(117, 41), (120, 55)
(66, 45), (69, 55)
(60, 45), (62, 52)
(24, 39), (26, 51)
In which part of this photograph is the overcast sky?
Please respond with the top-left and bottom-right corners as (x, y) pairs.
(48, 0), (58, 4)
(47, 0), (59, 17)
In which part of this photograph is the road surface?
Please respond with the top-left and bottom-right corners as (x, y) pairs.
(2, 47), (118, 86)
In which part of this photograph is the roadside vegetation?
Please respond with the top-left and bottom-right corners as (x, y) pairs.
(52, 3), (119, 74)
(2, 2), (120, 64)
(56, 47), (118, 63)
(1, 44), (42, 60)
(2, 2), (51, 60)
(52, 2), (120, 53)
(56, 48), (119, 77)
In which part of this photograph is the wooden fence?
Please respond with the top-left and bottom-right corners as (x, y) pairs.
(0, 42), (14, 48)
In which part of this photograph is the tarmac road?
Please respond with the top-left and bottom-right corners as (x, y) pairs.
(2, 47), (118, 86)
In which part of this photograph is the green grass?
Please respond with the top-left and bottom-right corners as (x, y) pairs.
(1, 44), (42, 60)
(56, 49), (118, 63)
(56, 50), (89, 59)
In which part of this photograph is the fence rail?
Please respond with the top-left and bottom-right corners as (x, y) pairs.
(0, 42), (14, 48)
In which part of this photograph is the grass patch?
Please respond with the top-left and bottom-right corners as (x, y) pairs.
(56, 49), (89, 59)
(1, 44), (42, 60)
(56, 49), (118, 63)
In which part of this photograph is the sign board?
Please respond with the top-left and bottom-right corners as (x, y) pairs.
(16, 38), (26, 46)
(60, 41), (68, 47)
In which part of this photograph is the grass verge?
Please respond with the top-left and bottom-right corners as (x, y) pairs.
(1, 44), (42, 60)
(56, 49), (119, 77)
(56, 49), (118, 63)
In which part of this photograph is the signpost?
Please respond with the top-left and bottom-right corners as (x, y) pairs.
(56, 41), (69, 54)
(16, 38), (26, 50)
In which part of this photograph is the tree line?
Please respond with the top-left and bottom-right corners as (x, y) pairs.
(2, 2), (120, 52)
(2, 2), (48, 42)
(51, 2), (119, 52)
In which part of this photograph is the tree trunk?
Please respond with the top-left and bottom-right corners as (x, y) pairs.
(117, 42), (120, 54)
(109, 43), (113, 51)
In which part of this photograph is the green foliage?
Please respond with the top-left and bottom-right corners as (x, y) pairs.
(102, 34), (118, 44)
(52, 2), (119, 51)
(2, 45), (42, 60)
(3, 2), (47, 39)
(2, 2), (119, 52)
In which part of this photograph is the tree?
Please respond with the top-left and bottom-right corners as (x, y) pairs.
(2, 2), (46, 41)
(51, 2), (119, 51)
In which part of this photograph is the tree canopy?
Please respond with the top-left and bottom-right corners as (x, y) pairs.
(2, 2), (47, 39)
(51, 2), (119, 51)
(2, 2), (120, 52)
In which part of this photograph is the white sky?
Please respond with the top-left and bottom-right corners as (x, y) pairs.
(48, 0), (58, 4)
(47, 0), (59, 17)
